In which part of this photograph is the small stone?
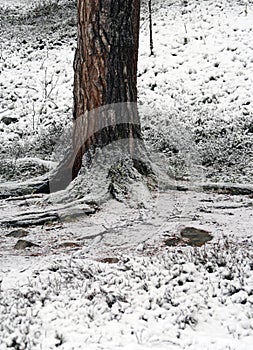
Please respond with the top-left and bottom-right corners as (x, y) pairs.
(240, 320), (250, 330)
(231, 291), (248, 304)
(99, 257), (119, 264)
(6, 229), (29, 238)
(58, 242), (81, 248)
(14, 240), (40, 250)
(1, 116), (18, 125)
(165, 237), (182, 246)
(136, 243), (145, 252)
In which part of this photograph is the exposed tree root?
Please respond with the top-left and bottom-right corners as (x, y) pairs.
(1, 150), (252, 229)
(201, 182), (253, 196)
(159, 176), (253, 196)
(5, 194), (45, 202)
(0, 153), (156, 227)
(1, 180), (252, 228)
(0, 199), (98, 227)
(0, 176), (50, 200)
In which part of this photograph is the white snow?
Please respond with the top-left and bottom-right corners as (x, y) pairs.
(0, 0), (253, 349)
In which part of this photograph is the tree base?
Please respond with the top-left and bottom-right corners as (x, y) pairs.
(1, 146), (252, 228)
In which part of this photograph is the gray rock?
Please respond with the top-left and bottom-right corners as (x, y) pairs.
(99, 257), (119, 264)
(181, 227), (213, 247)
(14, 240), (40, 250)
(1, 116), (18, 125)
(6, 229), (29, 238)
(58, 242), (81, 248)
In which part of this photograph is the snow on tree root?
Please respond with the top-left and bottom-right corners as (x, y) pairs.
(0, 199), (97, 227)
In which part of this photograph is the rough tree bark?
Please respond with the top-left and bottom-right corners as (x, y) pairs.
(1, 0), (250, 213)
(52, 0), (144, 191)
(0, 0), (145, 225)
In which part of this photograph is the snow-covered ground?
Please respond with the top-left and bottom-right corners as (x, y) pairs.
(1, 245), (253, 350)
(0, 0), (252, 182)
(0, 0), (253, 349)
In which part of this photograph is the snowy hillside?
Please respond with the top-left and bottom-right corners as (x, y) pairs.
(0, 0), (252, 183)
(0, 1), (253, 350)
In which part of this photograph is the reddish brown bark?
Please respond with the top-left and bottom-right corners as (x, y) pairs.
(51, 0), (142, 191)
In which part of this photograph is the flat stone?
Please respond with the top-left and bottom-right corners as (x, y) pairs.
(14, 240), (40, 250)
(181, 227), (213, 247)
(6, 229), (29, 238)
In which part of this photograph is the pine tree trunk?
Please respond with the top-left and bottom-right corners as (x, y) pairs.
(52, 0), (142, 191)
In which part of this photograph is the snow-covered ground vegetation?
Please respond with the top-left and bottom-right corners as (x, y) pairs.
(0, 0), (252, 183)
(1, 245), (253, 350)
(0, 0), (253, 349)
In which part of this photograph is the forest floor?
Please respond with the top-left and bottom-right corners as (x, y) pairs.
(0, 0), (253, 349)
